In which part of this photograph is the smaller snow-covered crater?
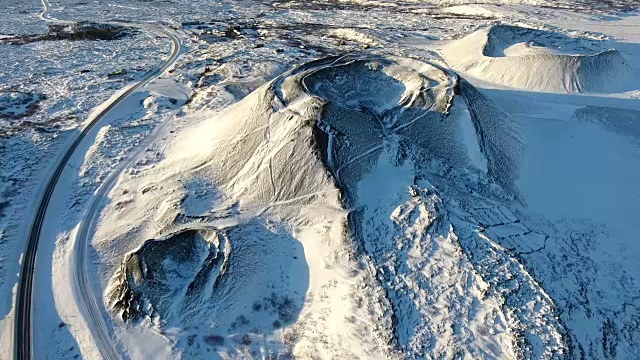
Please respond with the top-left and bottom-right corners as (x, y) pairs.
(502, 41), (575, 57)
(482, 25), (603, 58)
(443, 25), (634, 93)
(105, 221), (309, 356)
(108, 229), (226, 322)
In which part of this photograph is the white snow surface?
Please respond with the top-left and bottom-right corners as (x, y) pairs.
(442, 24), (637, 93)
(439, 4), (505, 18)
(92, 54), (554, 358)
(1, 1), (640, 359)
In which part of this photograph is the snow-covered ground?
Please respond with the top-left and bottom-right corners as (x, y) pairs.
(1, 0), (640, 359)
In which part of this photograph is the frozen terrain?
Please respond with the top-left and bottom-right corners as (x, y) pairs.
(1, 0), (640, 359)
(441, 24), (635, 93)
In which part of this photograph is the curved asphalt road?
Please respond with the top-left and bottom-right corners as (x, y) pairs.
(40, 0), (52, 20)
(15, 1), (182, 359)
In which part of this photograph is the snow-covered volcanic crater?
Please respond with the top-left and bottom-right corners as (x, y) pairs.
(95, 54), (640, 359)
(442, 25), (634, 93)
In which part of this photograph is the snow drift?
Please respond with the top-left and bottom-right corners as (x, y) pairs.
(95, 55), (566, 359)
(442, 25), (633, 93)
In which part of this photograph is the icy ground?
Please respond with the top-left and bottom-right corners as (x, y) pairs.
(1, 0), (640, 359)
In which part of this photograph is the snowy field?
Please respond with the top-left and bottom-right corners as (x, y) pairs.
(1, 0), (639, 359)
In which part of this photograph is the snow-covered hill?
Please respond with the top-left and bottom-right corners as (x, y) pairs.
(1, 1), (640, 359)
(89, 50), (640, 358)
(92, 27), (640, 358)
(442, 24), (635, 93)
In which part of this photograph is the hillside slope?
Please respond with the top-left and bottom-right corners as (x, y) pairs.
(93, 55), (573, 358)
(442, 25), (634, 93)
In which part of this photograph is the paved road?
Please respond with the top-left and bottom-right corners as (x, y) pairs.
(14, 1), (182, 359)
(70, 26), (181, 360)
(40, 0), (51, 20)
